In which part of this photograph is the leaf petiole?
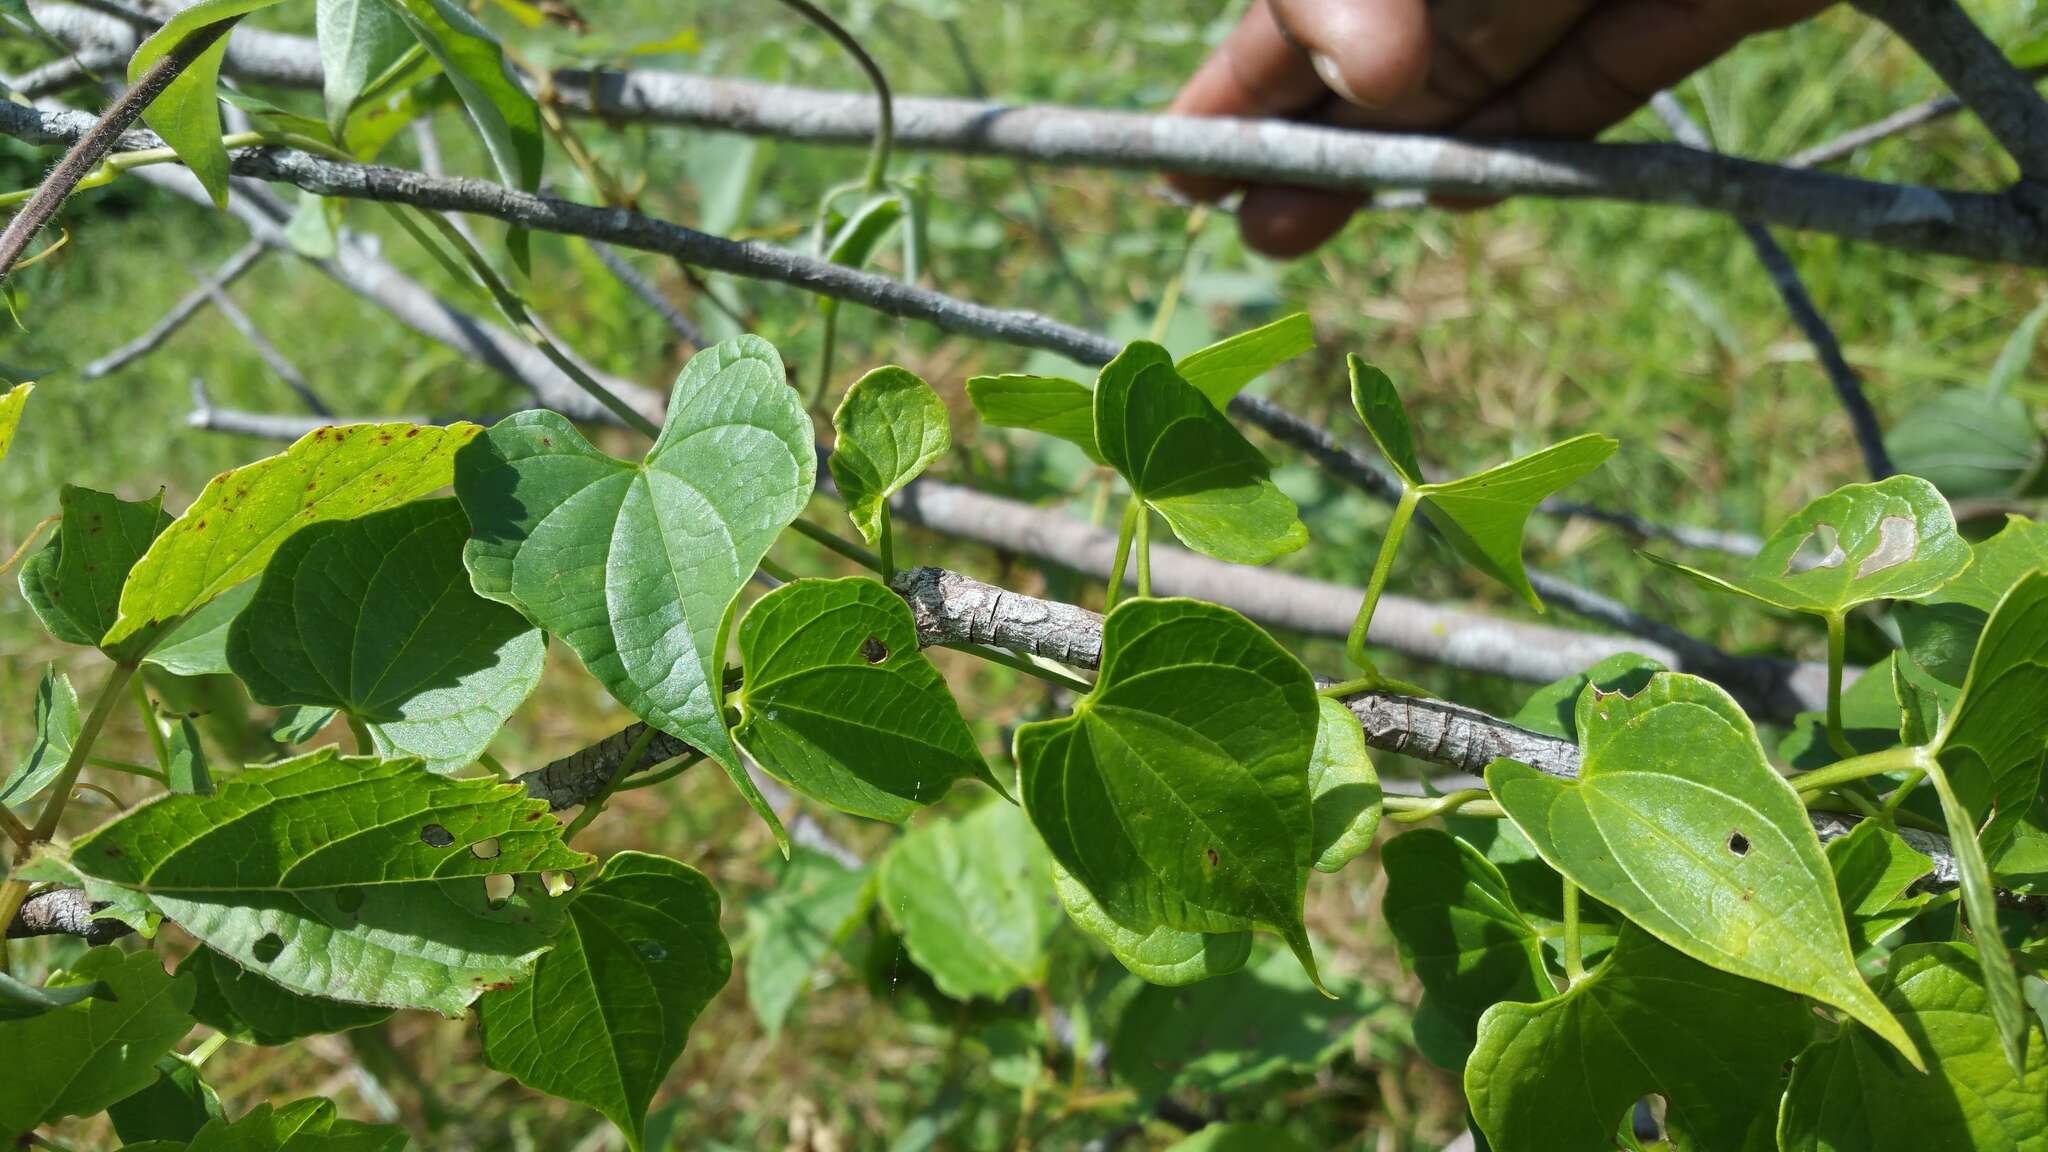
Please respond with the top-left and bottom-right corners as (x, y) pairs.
(1347, 486), (1421, 673)
(1561, 880), (1585, 986)
(1790, 743), (1931, 797)
(1105, 497), (1140, 609)
(132, 676), (172, 777)
(1385, 790), (1504, 822)
(1823, 610), (1856, 760)
(789, 517), (883, 573)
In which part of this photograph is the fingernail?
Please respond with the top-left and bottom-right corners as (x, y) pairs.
(1310, 51), (1373, 108)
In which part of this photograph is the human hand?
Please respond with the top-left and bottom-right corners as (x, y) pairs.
(1168, 0), (1831, 256)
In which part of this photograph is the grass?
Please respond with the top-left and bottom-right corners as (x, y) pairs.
(3, 0), (2047, 1147)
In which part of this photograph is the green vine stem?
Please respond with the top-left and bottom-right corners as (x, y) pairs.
(1134, 505), (1151, 598)
(877, 498), (896, 581)
(1384, 790), (1504, 822)
(1346, 486), (1422, 673)
(1561, 880), (1585, 985)
(772, 0), (893, 194)
(1105, 498), (1141, 610)
(1823, 610), (1856, 760)
(562, 725), (658, 840)
(614, 750), (705, 794)
(944, 642), (1094, 694)
(790, 516), (883, 572)
(132, 676), (171, 776)
(1791, 743), (1931, 797)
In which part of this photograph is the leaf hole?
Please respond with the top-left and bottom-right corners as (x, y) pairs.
(1633, 1096), (1667, 1143)
(252, 933), (285, 964)
(1786, 523), (1845, 574)
(860, 635), (889, 664)
(1204, 847), (1219, 868)
(470, 837), (501, 860)
(1726, 830), (1750, 856)
(1855, 515), (1918, 577)
(484, 874), (515, 904)
(420, 823), (455, 848)
(541, 870), (577, 897)
(633, 939), (668, 962)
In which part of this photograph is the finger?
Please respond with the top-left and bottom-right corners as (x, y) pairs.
(1459, 0), (1806, 139)
(1266, 0), (1433, 110)
(1237, 183), (1366, 258)
(1167, 1), (1332, 201)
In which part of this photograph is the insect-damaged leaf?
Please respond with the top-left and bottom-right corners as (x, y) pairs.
(182, 947), (392, 1045)
(1095, 342), (1306, 566)
(228, 498), (545, 774)
(106, 422), (480, 650)
(130, 0), (293, 207)
(1779, 943), (2048, 1152)
(1015, 598), (1324, 988)
(1644, 474), (1970, 618)
(736, 577), (996, 822)
(64, 749), (587, 1014)
(1466, 929), (1814, 1152)
(0, 948), (195, 1141)
(828, 366), (950, 544)
(1348, 356), (1616, 610)
(482, 853), (730, 1152)
(1381, 829), (1555, 1071)
(459, 335), (815, 846)
(1050, 857), (1251, 986)
(1174, 312), (1313, 407)
(880, 801), (1056, 1001)
(1487, 672), (1917, 1064)
(21, 485), (171, 658)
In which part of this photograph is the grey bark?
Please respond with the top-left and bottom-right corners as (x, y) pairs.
(1851, 0), (2048, 180)
(9, 887), (130, 945)
(80, 239), (267, 379)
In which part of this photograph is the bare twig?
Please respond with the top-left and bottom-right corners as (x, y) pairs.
(1652, 93), (1893, 479)
(186, 378), (428, 434)
(197, 278), (332, 416)
(23, 3), (2048, 266)
(1851, 0), (2048, 180)
(0, 13), (240, 281)
(1786, 64), (2048, 170)
(79, 239), (267, 378)
(589, 241), (702, 349)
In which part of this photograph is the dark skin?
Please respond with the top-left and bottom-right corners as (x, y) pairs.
(1167, 0), (1833, 257)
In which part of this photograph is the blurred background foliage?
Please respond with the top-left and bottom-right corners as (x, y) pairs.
(4, 0), (2048, 1147)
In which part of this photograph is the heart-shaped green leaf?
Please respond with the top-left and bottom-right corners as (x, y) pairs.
(182, 1097), (407, 1151)
(458, 335), (815, 841)
(1826, 820), (1934, 956)
(181, 947), (392, 1046)
(316, 0), (416, 139)
(107, 422), (480, 650)
(1049, 857), (1251, 986)
(1780, 942), (2048, 1151)
(744, 848), (872, 1036)
(0, 381), (30, 466)
(227, 498), (546, 774)
(1095, 341), (1306, 566)
(1466, 929), (1814, 1152)
(879, 801), (1056, 1001)
(1307, 697), (1380, 873)
(70, 749), (589, 892)
(481, 852), (731, 1152)
(61, 750), (585, 1013)
(1381, 829), (1555, 1071)
(828, 366), (950, 544)
(1015, 597), (1323, 987)
(1645, 475), (1970, 618)
(0, 665), (76, 808)
(1417, 436), (1617, 612)
(1487, 672), (1916, 1062)
(130, 0), (293, 208)
(1348, 356), (1423, 487)
(0, 948), (195, 1141)
(1887, 389), (2043, 500)
(1175, 312), (1313, 407)
(736, 577), (994, 821)
(965, 373), (1102, 462)
(22, 485), (171, 658)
